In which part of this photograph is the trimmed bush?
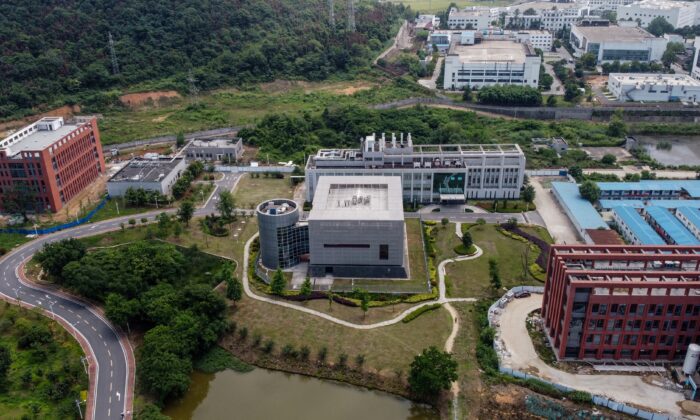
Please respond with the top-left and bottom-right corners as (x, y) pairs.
(454, 244), (476, 255)
(402, 303), (441, 323)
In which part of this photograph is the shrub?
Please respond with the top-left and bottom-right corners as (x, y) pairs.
(281, 344), (297, 358)
(402, 303), (441, 323)
(238, 327), (248, 341)
(262, 339), (275, 354)
(317, 346), (328, 363)
(568, 390), (593, 404)
(477, 85), (542, 106)
(300, 346), (310, 361)
(337, 353), (348, 368)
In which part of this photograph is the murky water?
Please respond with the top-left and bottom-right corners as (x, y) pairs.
(164, 368), (439, 420)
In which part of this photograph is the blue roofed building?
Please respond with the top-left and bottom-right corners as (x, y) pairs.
(599, 199), (700, 210)
(597, 180), (700, 200)
(674, 207), (700, 241)
(610, 206), (665, 245)
(643, 206), (700, 245)
(551, 182), (609, 243)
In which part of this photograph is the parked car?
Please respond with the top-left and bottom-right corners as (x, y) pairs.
(514, 290), (531, 299)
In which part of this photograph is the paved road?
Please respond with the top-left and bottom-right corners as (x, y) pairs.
(200, 172), (244, 213)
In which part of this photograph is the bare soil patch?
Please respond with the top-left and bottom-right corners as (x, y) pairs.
(119, 90), (181, 109)
(0, 105), (81, 134)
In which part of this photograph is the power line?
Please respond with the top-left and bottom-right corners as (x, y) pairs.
(108, 32), (120, 75)
(187, 69), (199, 102)
(347, 0), (356, 32)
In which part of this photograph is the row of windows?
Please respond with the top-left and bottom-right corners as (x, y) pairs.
(587, 318), (698, 332)
(585, 333), (699, 347)
(591, 303), (700, 317)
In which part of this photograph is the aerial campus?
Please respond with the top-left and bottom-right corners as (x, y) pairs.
(4, 1), (700, 420)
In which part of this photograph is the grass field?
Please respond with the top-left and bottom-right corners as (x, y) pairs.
(0, 234), (33, 253)
(224, 293), (452, 375)
(385, 0), (514, 13)
(451, 302), (483, 417)
(0, 304), (88, 418)
(446, 224), (547, 298)
(98, 77), (431, 145)
(233, 174), (295, 209)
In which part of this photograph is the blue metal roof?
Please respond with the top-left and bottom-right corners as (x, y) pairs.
(599, 200), (700, 210)
(676, 207), (700, 234)
(597, 180), (700, 198)
(644, 206), (700, 245)
(611, 206), (665, 245)
(551, 182), (608, 230)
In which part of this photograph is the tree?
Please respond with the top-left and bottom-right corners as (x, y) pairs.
(522, 184), (535, 209)
(408, 346), (458, 398)
(0, 344), (11, 387)
(462, 86), (472, 102)
(647, 16), (674, 36)
(441, 217), (449, 227)
(662, 42), (685, 67)
(35, 239), (86, 280)
(105, 293), (139, 328)
(489, 258), (501, 290)
(462, 231), (473, 249)
(226, 277), (243, 302)
(3, 182), (38, 222)
(216, 191), (236, 221)
(569, 165), (583, 181)
(178, 200), (195, 226)
(271, 269), (286, 295)
(176, 131), (185, 148)
(580, 53), (597, 70)
(139, 349), (192, 402)
(358, 289), (370, 320)
(601, 153), (617, 165)
(607, 110), (627, 137)
(579, 180), (601, 203)
(300, 276), (312, 297)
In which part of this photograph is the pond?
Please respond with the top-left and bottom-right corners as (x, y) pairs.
(164, 368), (439, 420)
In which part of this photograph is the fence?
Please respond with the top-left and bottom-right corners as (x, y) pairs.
(103, 126), (249, 153)
(489, 287), (672, 420)
(215, 165), (296, 174)
(525, 169), (568, 177)
(0, 196), (111, 236)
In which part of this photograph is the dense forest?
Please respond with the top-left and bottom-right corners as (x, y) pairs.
(0, 0), (410, 119)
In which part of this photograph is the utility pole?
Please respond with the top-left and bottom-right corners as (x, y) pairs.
(328, 0), (335, 27)
(187, 69), (200, 103)
(347, 0), (356, 32)
(108, 32), (120, 75)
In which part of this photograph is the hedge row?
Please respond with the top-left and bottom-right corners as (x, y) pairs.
(402, 303), (442, 323)
(500, 224), (551, 270)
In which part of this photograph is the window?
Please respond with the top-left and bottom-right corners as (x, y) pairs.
(323, 244), (370, 248)
(379, 244), (389, 260)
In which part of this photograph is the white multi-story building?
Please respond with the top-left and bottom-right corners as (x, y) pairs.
(692, 36), (700, 80)
(444, 35), (541, 90)
(585, 0), (635, 12)
(416, 14), (440, 30)
(447, 7), (497, 30)
(618, 0), (696, 29)
(515, 30), (554, 50)
(427, 31), (452, 52)
(607, 73), (700, 102)
(305, 133), (526, 204)
(570, 24), (668, 62)
(503, 2), (585, 31)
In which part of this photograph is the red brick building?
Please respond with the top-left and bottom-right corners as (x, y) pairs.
(0, 117), (106, 213)
(542, 245), (700, 361)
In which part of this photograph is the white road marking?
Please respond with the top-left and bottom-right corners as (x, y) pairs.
(110, 359), (113, 367)
(68, 309), (74, 313)
(110, 370), (113, 378)
(91, 325), (97, 331)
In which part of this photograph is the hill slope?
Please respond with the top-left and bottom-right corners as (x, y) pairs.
(0, 0), (409, 119)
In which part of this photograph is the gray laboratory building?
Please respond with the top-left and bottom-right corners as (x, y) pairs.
(185, 138), (243, 162)
(307, 176), (406, 278)
(256, 176), (407, 279)
(107, 157), (187, 197)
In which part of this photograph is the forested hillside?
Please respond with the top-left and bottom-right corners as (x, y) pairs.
(0, 0), (409, 119)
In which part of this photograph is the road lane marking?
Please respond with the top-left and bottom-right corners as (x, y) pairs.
(91, 326), (97, 331)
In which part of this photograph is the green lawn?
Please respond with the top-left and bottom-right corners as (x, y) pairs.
(451, 302), (483, 418)
(233, 174), (295, 209)
(89, 199), (158, 224)
(0, 305), (88, 418)
(446, 224), (545, 298)
(0, 234), (34, 254)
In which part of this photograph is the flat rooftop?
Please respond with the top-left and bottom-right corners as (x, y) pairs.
(190, 138), (239, 148)
(109, 158), (183, 183)
(572, 25), (656, 43)
(622, 0), (694, 10)
(609, 73), (700, 86)
(510, 1), (581, 11)
(551, 182), (608, 230)
(449, 40), (531, 62)
(0, 117), (89, 155)
(309, 176), (403, 221)
(257, 199), (297, 216)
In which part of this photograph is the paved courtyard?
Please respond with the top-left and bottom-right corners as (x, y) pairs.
(530, 177), (581, 244)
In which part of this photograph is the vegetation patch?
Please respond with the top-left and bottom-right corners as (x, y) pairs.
(194, 345), (253, 374)
(402, 303), (442, 323)
(454, 244), (477, 255)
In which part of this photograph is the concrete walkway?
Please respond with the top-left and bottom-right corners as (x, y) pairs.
(418, 56), (443, 90)
(497, 295), (686, 417)
(530, 177), (582, 244)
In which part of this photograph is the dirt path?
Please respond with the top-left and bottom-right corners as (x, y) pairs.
(374, 20), (411, 65)
(394, 103), (517, 120)
(418, 57), (443, 90)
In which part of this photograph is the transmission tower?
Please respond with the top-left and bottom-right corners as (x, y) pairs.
(108, 32), (120, 75)
(346, 0), (356, 32)
(187, 70), (199, 102)
(328, 0), (335, 27)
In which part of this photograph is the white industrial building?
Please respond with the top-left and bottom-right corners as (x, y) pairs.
(185, 138), (243, 162)
(570, 24), (668, 62)
(427, 31), (452, 52)
(692, 36), (700, 80)
(447, 7), (497, 30)
(305, 133), (526, 204)
(607, 73), (700, 102)
(415, 14), (440, 30)
(585, 0), (635, 12)
(444, 33), (541, 90)
(503, 2), (585, 31)
(618, 0), (696, 29)
(515, 30), (554, 51)
(107, 158), (187, 197)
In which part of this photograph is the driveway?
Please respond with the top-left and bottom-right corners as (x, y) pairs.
(418, 56), (443, 90)
(497, 295), (686, 417)
(530, 177), (582, 244)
